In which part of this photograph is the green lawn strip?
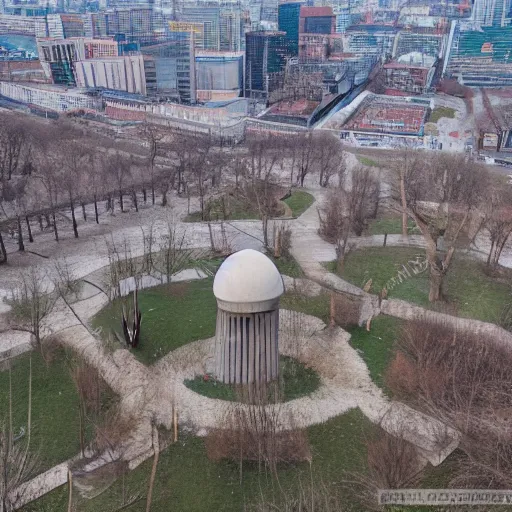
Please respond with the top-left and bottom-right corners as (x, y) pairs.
(184, 196), (260, 222)
(429, 107), (456, 123)
(0, 350), (86, 473)
(92, 278), (218, 365)
(268, 254), (304, 278)
(357, 155), (381, 167)
(348, 316), (401, 393)
(330, 247), (511, 324)
(367, 217), (419, 236)
(185, 356), (320, 402)
(25, 408), (372, 512)
(282, 190), (315, 218)
(280, 292), (331, 324)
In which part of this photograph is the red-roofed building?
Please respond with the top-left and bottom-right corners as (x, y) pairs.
(299, 6), (335, 35)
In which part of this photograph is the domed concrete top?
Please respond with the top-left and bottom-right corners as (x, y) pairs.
(213, 249), (284, 313)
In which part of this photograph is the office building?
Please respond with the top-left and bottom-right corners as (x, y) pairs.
(245, 31), (288, 99)
(195, 50), (244, 101)
(180, 7), (220, 50)
(38, 37), (119, 86)
(74, 55), (146, 94)
(141, 31), (196, 103)
(473, 0), (512, 27)
(278, 2), (303, 56)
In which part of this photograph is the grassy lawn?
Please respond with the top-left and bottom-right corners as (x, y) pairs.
(93, 278), (218, 365)
(0, 350), (87, 473)
(356, 155), (381, 167)
(269, 254), (304, 278)
(429, 107), (456, 123)
(366, 216), (418, 236)
(281, 291), (331, 324)
(184, 196), (260, 222)
(93, 266), (323, 366)
(24, 408), (373, 512)
(348, 316), (401, 392)
(330, 247), (512, 324)
(282, 190), (314, 217)
(185, 356), (320, 402)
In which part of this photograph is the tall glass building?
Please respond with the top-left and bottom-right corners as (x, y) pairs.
(245, 30), (288, 99)
(278, 2), (302, 57)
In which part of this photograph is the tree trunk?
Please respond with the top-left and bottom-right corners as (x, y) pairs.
(70, 201), (78, 238)
(94, 196), (99, 224)
(53, 212), (59, 242)
(25, 216), (33, 243)
(151, 183), (155, 205)
(0, 232), (7, 264)
(38, 215), (43, 231)
(428, 264), (443, 302)
(17, 216), (24, 252)
(119, 190), (124, 213)
(143, 188), (147, 203)
(132, 190), (139, 212)
(81, 203), (87, 222)
(400, 171), (408, 237)
(162, 189), (168, 207)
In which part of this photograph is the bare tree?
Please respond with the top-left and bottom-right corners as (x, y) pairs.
(318, 167), (378, 271)
(108, 152), (131, 214)
(483, 185), (512, 268)
(294, 132), (316, 187)
(390, 149), (424, 238)
(403, 153), (488, 301)
(37, 153), (61, 242)
(141, 123), (163, 205)
(61, 143), (88, 239)
(315, 132), (343, 188)
(5, 268), (55, 350)
(0, 115), (28, 181)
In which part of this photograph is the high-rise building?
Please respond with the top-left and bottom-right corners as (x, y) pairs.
(473, 0), (512, 27)
(278, 2), (303, 56)
(169, 21), (205, 49)
(220, 6), (243, 51)
(180, 7), (220, 50)
(245, 30), (287, 99)
(141, 31), (196, 103)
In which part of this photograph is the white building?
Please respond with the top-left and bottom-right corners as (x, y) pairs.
(0, 81), (100, 112)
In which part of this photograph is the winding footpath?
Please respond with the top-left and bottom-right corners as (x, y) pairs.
(5, 179), (512, 507)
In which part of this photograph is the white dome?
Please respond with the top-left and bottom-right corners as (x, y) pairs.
(213, 249), (284, 313)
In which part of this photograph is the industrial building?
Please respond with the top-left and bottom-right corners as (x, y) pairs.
(245, 31), (288, 99)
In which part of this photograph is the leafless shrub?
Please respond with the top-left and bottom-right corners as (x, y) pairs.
(386, 318), (512, 488)
(331, 292), (362, 328)
(205, 402), (310, 479)
(246, 478), (344, 512)
(92, 405), (136, 462)
(272, 223), (292, 259)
